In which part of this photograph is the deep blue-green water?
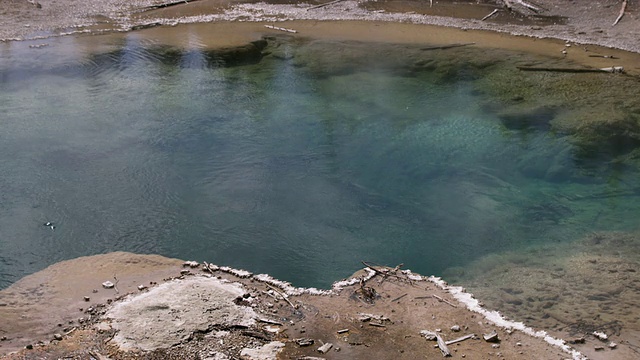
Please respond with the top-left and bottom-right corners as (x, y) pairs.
(1, 33), (639, 289)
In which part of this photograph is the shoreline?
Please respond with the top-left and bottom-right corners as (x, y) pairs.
(0, 252), (593, 359)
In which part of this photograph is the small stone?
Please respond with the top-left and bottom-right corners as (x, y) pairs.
(180, 269), (191, 275)
(137, 285), (147, 291)
(295, 338), (314, 347)
(595, 346), (605, 351)
(317, 342), (333, 354)
(53, 334), (63, 341)
(492, 344), (500, 349)
(483, 330), (500, 343)
(0, 336), (7, 341)
(516, 342), (522, 346)
(25, 344), (33, 350)
(593, 331), (608, 341)
(451, 325), (461, 332)
(609, 342), (617, 349)
(83, 296), (90, 302)
(92, 289), (98, 293)
(102, 281), (114, 289)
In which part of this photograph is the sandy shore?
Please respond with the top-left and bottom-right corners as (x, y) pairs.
(1, 1), (639, 359)
(0, 252), (593, 359)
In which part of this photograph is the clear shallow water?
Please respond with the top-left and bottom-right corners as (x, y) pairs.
(0, 34), (639, 290)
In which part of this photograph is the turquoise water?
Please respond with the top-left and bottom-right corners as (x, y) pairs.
(1, 34), (639, 289)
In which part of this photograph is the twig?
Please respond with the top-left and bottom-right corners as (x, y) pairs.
(265, 284), (298, 310)
(482, 9), (500, 21)
(613, 0), (628, 26)
(113, 274), (119, 294)
(432, 294), (457, 308)
(144, 0), (195, 10)
(588, 54), (619, 59)
(264, 25), (298, 33)
(257, 318), (284, 326)
(64, 327), (77, 336)
(307, 0), (345, 11)
(517, 66), (624, 73)
(421, 43), (475, 51)
(391, 293), (408, 302)
(445, 333), (475, 345)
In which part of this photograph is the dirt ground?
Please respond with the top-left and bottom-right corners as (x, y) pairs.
(1, 0), (638, 54)
(0, 253), (590, 359)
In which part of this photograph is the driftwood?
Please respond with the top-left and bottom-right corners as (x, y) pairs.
(144, 0), (196, 10)
(588, 54), (620, 59)
(435, 333), (452, 357)
(502, 0), (542, 13)
(265, 283), (298, 310)
(517, 66), (624, 73)
(307, 0), (345, 11)
(445, 333), (475, 345)
(433, 294), (457, 308)
(482, 9), (500, 21)
(421, 43), (475, 51)
(264, 25), (298, 33)
(613, 0), (628, 26)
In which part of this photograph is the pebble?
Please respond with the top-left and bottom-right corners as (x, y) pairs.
(317, 342), (333, 354)
(53, 334), (63, 341)
(451, 325), (461, 332)
(83, 296), (90, 302)
(102, 281), (114, 289)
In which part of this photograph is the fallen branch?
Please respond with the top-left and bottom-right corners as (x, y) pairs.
(588, 54), (620, 59)
(265, 283), (298, 310)
(144, 0), (195, 10)
(482, 9), (500, 21)
(391, 293), (408, 302)
(435, 333), (452, 357)
(445, 333), (475, 345)
(613, 0), (628, 26)
(113, 274), (120, 294)
(517, 66), (624, 73)
(421, 43), (475, 51)
(432, 294), (457, 308)
(307, 0), (345, 11)
(264, 25), (298, 33)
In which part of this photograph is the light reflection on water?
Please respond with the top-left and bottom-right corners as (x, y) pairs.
(0, 34), (638, 292)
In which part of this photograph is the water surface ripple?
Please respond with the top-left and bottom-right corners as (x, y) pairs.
(1, 34), (639, 291)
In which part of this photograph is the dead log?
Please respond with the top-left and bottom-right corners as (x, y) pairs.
(613, 0), (628, 26)
(435, 334), (452, 357)
(517, 66), (624, 73)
